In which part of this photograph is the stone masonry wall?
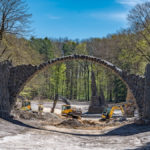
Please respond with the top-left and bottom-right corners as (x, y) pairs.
(0, 61), (11, 117)
(8, 65), (38, 110)
(143, 64), (150, 120)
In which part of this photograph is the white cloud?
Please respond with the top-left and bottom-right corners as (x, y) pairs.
(48, 14), (61, 20)
(116, 0), (149, 7)
(90, 12), (127, 21)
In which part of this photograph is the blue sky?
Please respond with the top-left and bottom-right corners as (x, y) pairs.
(27, 0), (149, 40)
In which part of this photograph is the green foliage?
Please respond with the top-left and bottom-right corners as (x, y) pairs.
(30, 37), (54, 60)
(2, 16), (149, 103)
(0, 34), (43, 65)
(62, 41), (77, 55)
(113, 78), (127, 102)
(75, 43), (87, 54)
(20, 36), (144, 102)
(2, 1), (150, 104)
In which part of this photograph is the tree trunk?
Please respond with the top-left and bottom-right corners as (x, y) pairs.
(51, 94), (58, 113)
(99, 88), (105, 106)
(87, 65), (90, 101)
(109, 89), (112, 102)
(0, 14), (5, 41)
(91, 71), (97, 97)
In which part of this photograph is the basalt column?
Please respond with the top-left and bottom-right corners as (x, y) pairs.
(0, 61), (11, 117)
(88, 71), (105, 113)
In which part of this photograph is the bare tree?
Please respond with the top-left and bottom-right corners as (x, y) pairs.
(127, 2), (150, 62)
(128, 2), (150, 34)
(0, 0), (31, 40)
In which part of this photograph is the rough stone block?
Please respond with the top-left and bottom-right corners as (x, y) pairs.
(88, 105), (105, 114)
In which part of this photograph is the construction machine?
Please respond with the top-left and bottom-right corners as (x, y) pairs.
(21, 100), (31, 111)
(101, 105), (125, 120)
(61, 104), (82, 118)
(59, 96), (82, 119)
(61, 105), (72, 115)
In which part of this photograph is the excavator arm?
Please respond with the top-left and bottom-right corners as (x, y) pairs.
(102, 105), (125, 120)
(58, 96), (71, 105)
(110, 106), (125, 118)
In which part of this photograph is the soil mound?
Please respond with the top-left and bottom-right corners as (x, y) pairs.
(57, 119), (83, 128)
(42, 113), (63, 124)
(19, 111), (38, 120)
(12, 110), (63, 124)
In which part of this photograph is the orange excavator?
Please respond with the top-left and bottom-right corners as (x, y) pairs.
(21, 100), (31, 111)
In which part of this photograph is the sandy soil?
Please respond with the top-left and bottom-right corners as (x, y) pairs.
(31, 100), (89, 114)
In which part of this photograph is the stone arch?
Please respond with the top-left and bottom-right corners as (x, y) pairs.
(8, 54), (145, 118)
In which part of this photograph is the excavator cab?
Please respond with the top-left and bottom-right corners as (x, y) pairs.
(60, 96), (82, 118)
(21, 100), (31, 111)
(101, 107), (111, 120)
(61, 105), (72, 116)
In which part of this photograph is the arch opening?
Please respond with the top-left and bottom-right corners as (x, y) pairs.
(11, 55), (138, 116)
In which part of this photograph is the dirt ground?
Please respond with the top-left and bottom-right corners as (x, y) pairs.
(1, 101), (150, 150)
(1, 118), (150, 150)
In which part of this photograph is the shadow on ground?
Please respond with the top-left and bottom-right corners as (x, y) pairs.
(2, 117), (39, 129)
(104, 123), (150, 136)
(128, 142), (150, 150)
(2, 117), (150, 137)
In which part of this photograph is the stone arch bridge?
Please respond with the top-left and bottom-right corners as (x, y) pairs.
(0, 54), (149, 120)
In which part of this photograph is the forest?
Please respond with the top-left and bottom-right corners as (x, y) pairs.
(0, 1), (150, 103)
